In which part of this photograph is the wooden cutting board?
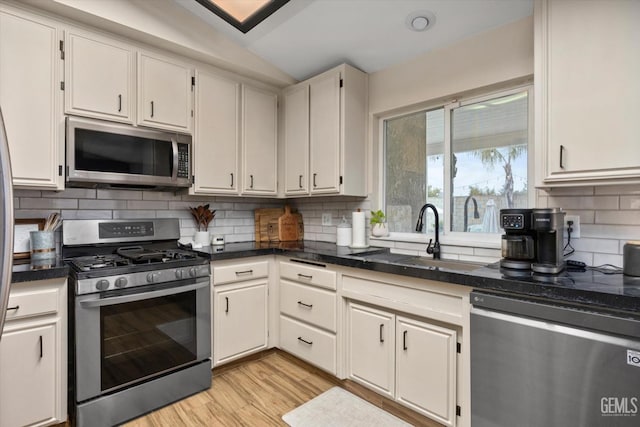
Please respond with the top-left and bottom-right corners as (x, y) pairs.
(278, 205), (299, 241)
(254, 207), (303, 242)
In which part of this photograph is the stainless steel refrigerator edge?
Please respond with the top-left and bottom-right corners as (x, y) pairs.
(471, 291), (640, 427)
(0, 107), (15, 341)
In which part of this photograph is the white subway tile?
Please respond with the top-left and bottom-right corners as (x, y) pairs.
(369, 239), (396, 248)
(233, 226), (255, 234)
(592, 253), (623, 268)
(13, 198), (19, 209)
(442, 245), (475, 255)
(13, 189), (41, 197)
(315, 233), (336, 243)
(581, 224), (640, 240)
(97, 189), (142, 200)
(61, 210), (112, 220)
(127, 200), (169, 210)
(15, 209), (58, 219)
(225, 234), (254, 243)
(547, 196), (618, 210)
(542, 187), (595, 196)
(143, 191), (183, 201)
(571, 238), (619, 254)
(595, 184), (640, 195)
(620, 196), (640, 210)
(113, 210), (157, 219)
(390, 248), (421, 256)
(78, 199), (127, 210)
(20, 198), (77, 209)
(473, 248), (501, 258)
(42, 188), (96, 199)
(155, 210), (193, 219)
(563, 210), (595, 224)
(395, 241), (428, 251)
(595, 211), (640, 225)
(457, 254), (500, 264)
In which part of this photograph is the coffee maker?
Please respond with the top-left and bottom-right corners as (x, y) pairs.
(499, 208), (536, 270)
(531, 208), (566, 274)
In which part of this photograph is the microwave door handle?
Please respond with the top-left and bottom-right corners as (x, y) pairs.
(80, 280), (209, 308)
(171, 138), (179, 181)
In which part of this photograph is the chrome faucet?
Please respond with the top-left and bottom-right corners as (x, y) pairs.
(463, 195), (480, 232)
(415, 203), (440, 259)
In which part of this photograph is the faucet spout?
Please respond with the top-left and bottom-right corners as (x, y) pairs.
(415, 203), (440, 259)
(463, 196), (480, 232)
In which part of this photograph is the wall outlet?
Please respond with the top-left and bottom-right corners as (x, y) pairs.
(322, 213), (332, 226)
(564, 215), (580, 239)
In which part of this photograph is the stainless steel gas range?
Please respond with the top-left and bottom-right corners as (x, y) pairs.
(63, 219), (211, 427)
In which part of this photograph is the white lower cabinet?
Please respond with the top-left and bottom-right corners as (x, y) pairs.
(212, 260), (269, 366)
(347, 301), (458, 427)
(0, 278), (67, 427)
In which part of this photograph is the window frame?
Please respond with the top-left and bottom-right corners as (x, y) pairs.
(378, 84), (534, 249)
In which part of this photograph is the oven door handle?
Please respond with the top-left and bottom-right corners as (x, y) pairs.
(79, 280), (209, 308)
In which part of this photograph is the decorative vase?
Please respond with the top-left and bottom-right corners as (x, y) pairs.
(194, 231), (210, 245)
(371, 223), (389, 237)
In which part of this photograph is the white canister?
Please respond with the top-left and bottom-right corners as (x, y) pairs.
(336, 217), (352, 246)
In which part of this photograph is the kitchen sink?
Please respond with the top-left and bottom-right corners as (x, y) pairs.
(358, 252), (485, 272)
(400, 256), (485, 272)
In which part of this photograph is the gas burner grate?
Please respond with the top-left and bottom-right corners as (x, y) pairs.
(70, 255), (132, 272)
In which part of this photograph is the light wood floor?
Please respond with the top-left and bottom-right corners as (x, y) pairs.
(116, 350), (442, 427)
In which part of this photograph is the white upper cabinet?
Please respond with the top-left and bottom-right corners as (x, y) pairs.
(0, 6), (64, 190)
(282, 63), (368, 197)
(535, 0), (640, 187)
(137, 52), (193, 133)
(192, 70), (240, 195)
(242, 85), (278, 195)
(283, 84), (310, 195)
(65, 30), (135, 123)
(309, 71), (342, 194)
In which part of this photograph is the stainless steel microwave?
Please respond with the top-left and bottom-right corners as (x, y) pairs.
(66, 117), (192, 190)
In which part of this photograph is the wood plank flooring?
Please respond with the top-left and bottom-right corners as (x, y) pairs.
(119, 350), (443, 427)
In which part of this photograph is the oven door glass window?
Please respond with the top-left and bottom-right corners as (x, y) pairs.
(75, 128), (173, 177)
(100, 291), (197, 391)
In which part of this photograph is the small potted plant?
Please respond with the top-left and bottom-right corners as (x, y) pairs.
(189, 204), (216, 244)
(370, 209), (389, 237)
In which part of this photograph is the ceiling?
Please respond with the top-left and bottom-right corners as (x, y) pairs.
(175, 0), (533, 81)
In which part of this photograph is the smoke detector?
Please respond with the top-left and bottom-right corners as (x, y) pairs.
(406, 11), (436, 32)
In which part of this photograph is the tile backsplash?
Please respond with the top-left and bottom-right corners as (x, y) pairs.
(13, 183), (640, 268)
(537, 184), (640, 267)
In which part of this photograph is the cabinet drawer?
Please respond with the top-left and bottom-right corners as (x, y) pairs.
(279, 315), (336, 375)
(5, 288), (59, 322)
(280, 281), (336, 332)
(279, 261), (336, 290)
(213, 260), (269, 285)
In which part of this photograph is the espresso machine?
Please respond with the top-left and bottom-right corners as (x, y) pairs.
(499, 208), (536, 270)
(531, 208), (566, 274)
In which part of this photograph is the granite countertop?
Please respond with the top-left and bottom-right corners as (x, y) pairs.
(196, 240), (640, 316)
(11, 257), (69, 283)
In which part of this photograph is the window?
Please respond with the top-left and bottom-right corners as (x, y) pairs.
(383, 87), (531, 239)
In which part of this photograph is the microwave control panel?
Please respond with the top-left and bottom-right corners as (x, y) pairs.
(177, 143), (190, 179)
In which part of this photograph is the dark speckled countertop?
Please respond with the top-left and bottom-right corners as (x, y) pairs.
(196, 240), (640, 316)
(12, 258), (69, 283)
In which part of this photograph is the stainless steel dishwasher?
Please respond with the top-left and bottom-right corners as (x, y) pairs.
(471, 291), (640, 427)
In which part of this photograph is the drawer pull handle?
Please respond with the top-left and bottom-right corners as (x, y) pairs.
(403, 330), (408, 351)
(297, 301), (313, 309)
(225, 296), (229, 313)
(297, 273), (312, 280)
(379, 324), (384, 343)
(7, 305), (19, 311)
(297, 337), (313, 346)
(235, 270), (253, 276)
(39, 335), (43, 359)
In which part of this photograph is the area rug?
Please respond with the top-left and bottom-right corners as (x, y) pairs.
(282, 387), (412, 427)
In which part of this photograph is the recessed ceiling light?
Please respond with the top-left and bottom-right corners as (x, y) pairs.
(406, 11), (436, 32)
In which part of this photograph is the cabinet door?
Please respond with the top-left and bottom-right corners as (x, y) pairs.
(65, 31), (134, 123)
(213, 281), (268, 366)
(347, 302), (395, 398)
(396, 316), (457, 427)
(138, 52), (192, 132)
(0, 323), (57, 427)
(538, 0), (640, 184)
(283, 84), (309, 195)
(242, 85), (278, 195)
(192, 70), (239, 194)
(309, 71), (341, 194)
(0, 9), (63, 190)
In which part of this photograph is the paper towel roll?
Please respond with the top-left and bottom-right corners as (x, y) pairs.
(351, 211), (366, 248)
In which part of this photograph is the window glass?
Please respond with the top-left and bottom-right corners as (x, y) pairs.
(385, 108), (444, 233)
(383, 88), (530, 237)
(450, 91), (528, 233)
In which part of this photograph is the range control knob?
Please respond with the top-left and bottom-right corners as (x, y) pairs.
(188, 267), (198, 278)
(114, 277), (128, 288)
(175, 269), (184, 280)
(146, 272), (159, 283)
(96, 279), (110, 291)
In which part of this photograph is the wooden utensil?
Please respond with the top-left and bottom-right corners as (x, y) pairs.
(278, 205), (299, 241)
